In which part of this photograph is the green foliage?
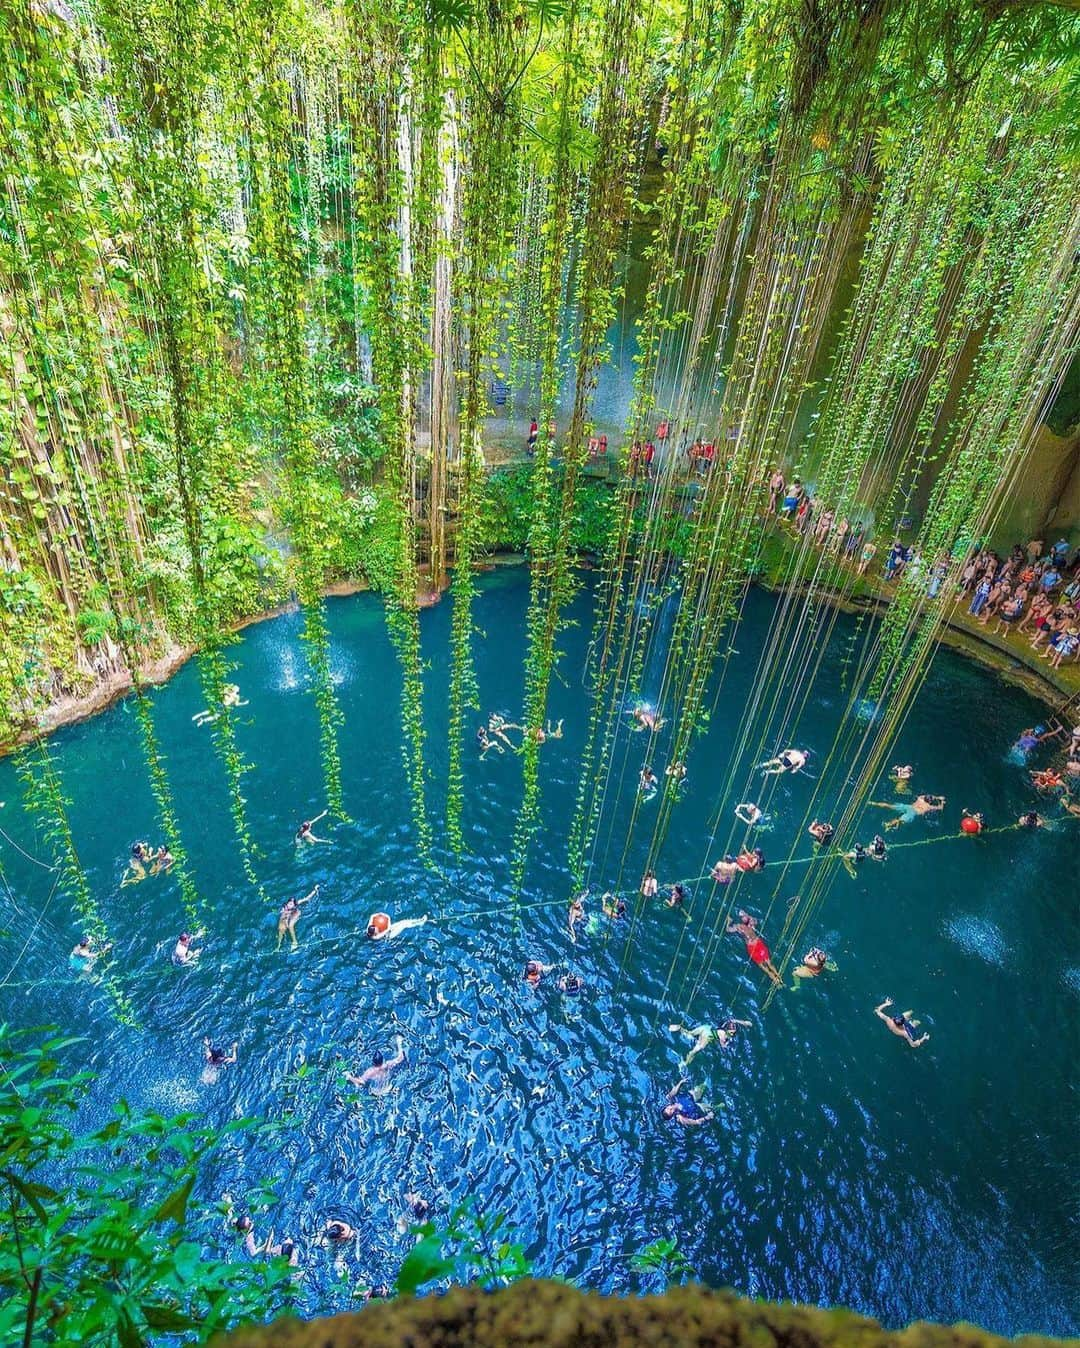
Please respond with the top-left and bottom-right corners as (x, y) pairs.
(395, 1201), (532, 1296)
(629, 1236), (695, 1288)
(0, 1028), (293, 1347)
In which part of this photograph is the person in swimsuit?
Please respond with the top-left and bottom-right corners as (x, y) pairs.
(366, 913), (428, 941)
(296, 811), (330, 845)
(69, 934), (111, 972)
(735, 802), (764, 826)
(477, 726), (503, 758)
(345, 1036), (406, 1094)
(870, 793), (945, 830)
(874, 998), (929, 1048)
(233, 1213), (260, 1257)
(260, 1235), (300, 1267)
(726, 911), (783, 987)
(602, 893), (627, 920)
(710, 856), (740, 883)
(666, 883), (688, 909)
(868, 834), (887, 860)
(323, 1219), (356, 1243)
(667, 1017), (750, 1065)
(121, 841), (153, 887)
(760, 748), (807, 774)
(276, 885), (319, 951)
(640, 870), (658, 898)
(639, 766), (659, 796)
(662, 1078), (714, 1127)
(559, 972), (584, 995)
(488, 713), (521, 750)
(1031, 768), (1063, 792)
(152, 845), (175, 874)
(1018, 810), (1043, 828)
(794, 947), (829, 979)
(665, 761), (687, 785)
(808, 821), (834, 846)
(173, 929), (205, 965)
(568, 893), (586, 942)
(630, 705), (666, 733)
(735, 847), (765, 872)
(523, 960), (554, 987)
(203, 1038), (238, 1068)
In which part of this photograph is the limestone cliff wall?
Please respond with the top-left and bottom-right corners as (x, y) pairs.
(221, 1282), (1070, 1348)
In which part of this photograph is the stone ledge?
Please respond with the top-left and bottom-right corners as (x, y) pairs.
(220, 1282), (1066, 1348)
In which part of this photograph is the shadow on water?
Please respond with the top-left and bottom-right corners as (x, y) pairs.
(0, 573), (1076, 1333)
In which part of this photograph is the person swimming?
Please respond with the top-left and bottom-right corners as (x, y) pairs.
(639, 766), (658, 795)
(726, 910), (782, 987)
(602, 892), (627, 919)
(323, 1219), (356, 1243)
(173, 929), (205, 965)
(296, 811), (330, 845)
(1018, 810), (1043, 828)
(890, 764), (914, 790)
(735, 846), (765, 872)
(661, 1078), (713, 1127)
(344, 1036), (406, 1094)
(734, 802), (764, 826)
(668, 1017), (750, 1065)
(665, 761), (687, 784)
(869, 834), (887, 859)
(277, 885), (319, 951)
(874, 998), (929, 1048)
(69, 934), (111, 972)
(870, 793), (945, 830)
(629, 704), (666, 733)
(568, 893), (586, 942)
(152, 845), (175, 874)
(710, 856), (740, 883)
(760, 748), (807, 774)
(366, 912), (428, 941)
(640, 870), (658, 899)
(794, 947), (828, 979)
(233, 1213), (259, 1257)
(808, 821), (834, 846)
(523, 959), (554, 987)
(666, 883), (687, 909)
(121, 841), (153, 887)
(203, 1038), (238, 1068)
(559, 972), (584, 995)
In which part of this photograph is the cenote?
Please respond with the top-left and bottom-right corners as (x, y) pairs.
(1, 572), (1076, 1336)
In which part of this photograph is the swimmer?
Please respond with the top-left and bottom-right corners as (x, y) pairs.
(760, 748), (807, 775)
(295, 810), (330, 845)
(193, 684), (248, 727)
(487, 713), (521, 750)
(233, 1213), (259, 1257)
(121, 841), (153, 886)
(629, 704), (666, 733)
(869, 834), (887, 859)
(639, 766), (658, 795)
(665, 761), (687, 783)
(542, 719), (564, 740)
(323, 1219), (356, 1243)
(734, 802), (763, 826)
(1018, 810), (1044, 829)
(710, 856), (740, 883)
(808, 821), (834, 846)
(523, 959), (555, 987)
(726, 910), (782, 987)
(666, 883), (687, 909)
(1031, 768), (1063, 792)
(366, 912), (428, 941)
(640, 869), (658, 899)
(874, 997), (929, 1048)
(890, 764), (914, 791)
(667, 1018), (750, 1065)
(735, 846), (765, 872)
(559, 972), (584, 995)
(69, 934), (111, 972)
(602, 892), (627, 920)
(151, 845), (175, 874)
(276, 885), (319, 951)
(260, 1233), (300, 1266)
(793, 946), (828, 979)
(344, 1036), (406, 1093)
(661, 1078), (714, 1127)
(203, 1038), (238, 1068)
(476, 726), (503, 758)
(173, 929), (205, 965)
(568, 892), (586, 942)
(870, 793), (946, 830)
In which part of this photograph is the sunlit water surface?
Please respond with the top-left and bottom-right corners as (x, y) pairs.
(0, 573), (1076, 1333)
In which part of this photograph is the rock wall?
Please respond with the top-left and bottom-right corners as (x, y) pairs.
(992, 423), (1080, 548)
(221, 1282), (1068, 1348)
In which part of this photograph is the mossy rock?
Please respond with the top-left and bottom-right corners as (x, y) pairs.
(221, 1281), (1069, 1348)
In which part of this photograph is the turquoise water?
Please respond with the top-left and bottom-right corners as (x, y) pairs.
(0, 572), (1076, 1333)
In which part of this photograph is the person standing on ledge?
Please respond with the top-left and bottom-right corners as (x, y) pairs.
(874, 998), (929, 1048)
